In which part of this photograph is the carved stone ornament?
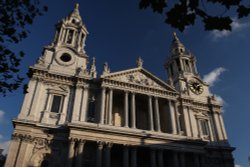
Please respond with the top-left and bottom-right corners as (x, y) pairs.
(111, 72), (163, 89)
(37, 55), (45, 65)
(136, 57), (143, 67)
(33, 138), (49, 153)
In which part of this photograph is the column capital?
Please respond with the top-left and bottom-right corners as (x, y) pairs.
(79, 139), (86, 144)
(124, 90), (129, 94)
(69, 137), (77, 143)
(97, 141), (105, 149)
(105, 142), (113, 148)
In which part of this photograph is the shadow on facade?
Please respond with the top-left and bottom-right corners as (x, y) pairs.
(31, 126), (234, 167)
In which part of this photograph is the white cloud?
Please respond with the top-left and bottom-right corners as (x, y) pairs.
(0, 140), (10, 155)
(0, 110), (5, 123)
(210, 18), (250, 40)
(0, 134), (3, 140)
(203, 67), (227, 108)
(214, 94), (225, 106)
(203, 67), (226, 86)
(235, 164), (242, 167)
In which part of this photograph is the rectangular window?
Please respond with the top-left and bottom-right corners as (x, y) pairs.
(50, 95), (62, 113)
(200, 120), (209, 135)
(175, 59), (181, 71)
(185, 60), (190, 72)
(67, 30), (74, 44)
(169, 64), (174, 76)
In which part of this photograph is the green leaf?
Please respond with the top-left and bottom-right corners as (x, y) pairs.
(203, 16), (232, 31)
(237, 5), (250, 18)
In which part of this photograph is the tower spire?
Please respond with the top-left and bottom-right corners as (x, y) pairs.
(171, 32), (185, 55)
(69, 3), (82, 22)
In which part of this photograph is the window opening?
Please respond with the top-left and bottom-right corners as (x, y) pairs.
(67, 30), (74, 44)
(50, 95), (62, 113)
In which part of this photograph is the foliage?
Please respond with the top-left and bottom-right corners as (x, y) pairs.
(139, 0), (250, 31)
(0, 0), (47, 96)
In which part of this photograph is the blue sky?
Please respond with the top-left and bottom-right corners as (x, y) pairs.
(0, 0), (250, 166)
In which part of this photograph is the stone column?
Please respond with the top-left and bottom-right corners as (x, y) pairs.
(148, 96), (154, 131)
(100, 88), (106, 124)
(154, 97), (161, 132)
(180, 152), (186, 167)
(124, 91), (129, 127)
(131, 147), (137, 167)
(183, 106), (191, 136)
(123, 145), (129, 167)
(174, 102), (181, 134)
(105, 143), (113, 167)
(173, 151), (179, 167)
(213, 112), (223, 140)
(15, 140), (30, 167)
(108, 89), (113, 125)
(131, 93), (136, 128)
(72, 85), (83, 122)
(194, 154), (200, 167)
(76, 140), (86, 167)
(80, 86), (89, 122)
(67, 139), (76, 167)
(29, 80), (43, 121)
(5, 137), (21, 167)
(18, 79), (37, 119)
(150, 149), (156, 167)
(168, 100), (177, 134)
(157, 149), (164, 167)
(96, 141), (104, 167)
(218, 113), (228, 140)
(208, 119), (214, 141)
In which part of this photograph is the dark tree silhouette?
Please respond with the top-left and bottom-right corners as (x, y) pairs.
(139, 0), (250, 31)
(0, 0), (47, 96)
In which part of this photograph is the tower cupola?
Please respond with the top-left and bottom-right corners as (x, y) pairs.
(165, 33), (198, 85)
(53, 3), (88, 53)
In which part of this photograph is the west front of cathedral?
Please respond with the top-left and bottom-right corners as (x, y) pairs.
(5, 4), (235, 167)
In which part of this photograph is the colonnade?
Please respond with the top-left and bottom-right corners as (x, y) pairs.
(67, 139), (203, 167)
(99, 87), (178, 134)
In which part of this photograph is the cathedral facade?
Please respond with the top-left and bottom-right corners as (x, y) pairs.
(5, 4), (234, 167)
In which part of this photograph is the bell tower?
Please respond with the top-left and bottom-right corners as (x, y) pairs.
(17, 4), (96, 125)
(53, 3), (88, 53)
(165, 33), (209, 99)
(34, 3), (90, 76)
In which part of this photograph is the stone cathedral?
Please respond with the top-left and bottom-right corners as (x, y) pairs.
(5, 4), (234, 167)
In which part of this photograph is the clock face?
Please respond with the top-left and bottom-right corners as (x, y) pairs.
(188, 80), (203, 94)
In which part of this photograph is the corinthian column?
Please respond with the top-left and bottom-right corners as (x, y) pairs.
(168, 100), (177, 134)
(123, 145), (129, 167)
(131, 147), (137, 167)
(150, 149), (156, 167)
(100, 87), (106, 124)
(67, 139), (76, 167)
(157, 149), (164, 167)
(148, 96), (154, 131)
(108, 89), (113, 125)
(124, 91), (129, 127)
(131, 93), (136, 128)
(105, 142), (113, 167)
(76, 140), (86, 167)
(154, 97), (161, 132)
(96, 141), (104, 167)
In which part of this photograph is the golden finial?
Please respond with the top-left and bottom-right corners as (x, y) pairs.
(75, 3), (79, 10)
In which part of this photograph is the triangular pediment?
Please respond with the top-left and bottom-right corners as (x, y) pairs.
(102, 68), (177, 93)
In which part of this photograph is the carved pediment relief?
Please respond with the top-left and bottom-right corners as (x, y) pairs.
(103, 68), (177, 92)
(114, 72), (163, 88)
